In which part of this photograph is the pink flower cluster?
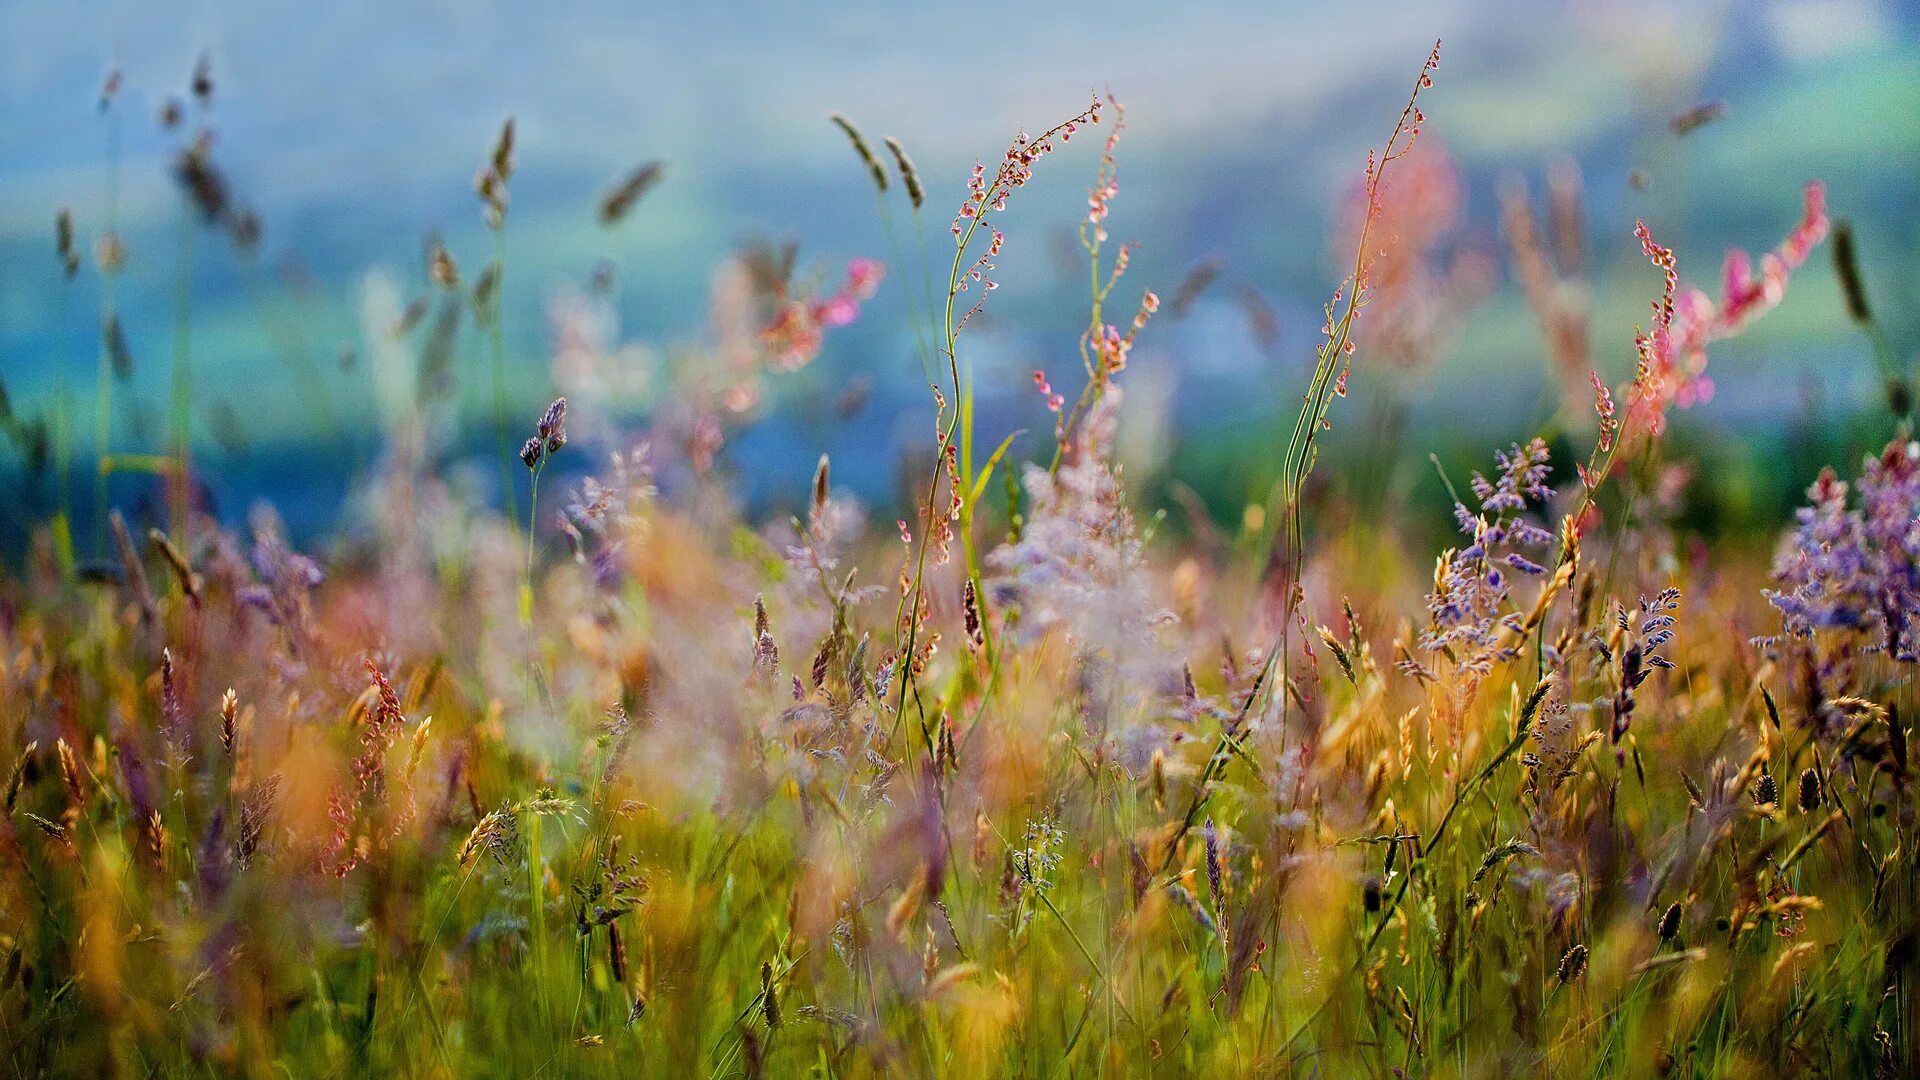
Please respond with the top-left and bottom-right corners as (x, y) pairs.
(952, 98), (1103, 239)
(761, 256), (886, 371)
(1631, 183), (1828, 428)
(1086, 97), (1126, 243)
(1093, 289), (1160, 375)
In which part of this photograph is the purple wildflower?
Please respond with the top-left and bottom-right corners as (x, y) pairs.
(1764, 439), (1920, 663)
(1420, 438), (1556, 673)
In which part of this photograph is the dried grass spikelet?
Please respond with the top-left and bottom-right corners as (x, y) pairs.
(1657, 901), (1683, 941)
(107, 511), (156, 626)
(887, 870), (928, 942)
(1556, 943), (1589, 984)
(103, 313), (133, 378)
(1767, 940), (1819, 992)
(147, 528), (202, 600)
(829, 114), (887, 194)
(883, 135), (923, 209)
(1722, 743), (1771, 806)
(428, 243), (460, 289)
(971, 810), (993, 870)
(598, 162), (665, 226)
(925, 962), (981, 999)
(56, 208), (80, 279)
(1796, 767), (1821, 813)
(1830, 219), (1873, 325)
(5, 742), (36, 813)
(55, 740), (87, 825)
(1629, 947), (1705, 976)
(219, 689), (238, 754)
(457, 808), (509, 869)
(190, 52), (214, 105)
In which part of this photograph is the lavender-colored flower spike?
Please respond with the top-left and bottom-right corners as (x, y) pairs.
(538, 397), (568, 454)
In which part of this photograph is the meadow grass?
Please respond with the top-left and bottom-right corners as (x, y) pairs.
(0, 41), (1916, 1080)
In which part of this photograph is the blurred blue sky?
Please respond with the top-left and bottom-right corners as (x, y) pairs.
(1, 0), (1917, 536)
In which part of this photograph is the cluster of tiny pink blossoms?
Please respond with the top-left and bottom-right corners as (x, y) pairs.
(1093, 289), (1160, 374)
(1085, 97), (1126, 243)
(1032, 370), (1065, 414)
(761, 256), (886, 371)
(956, 228), (1005, 331)
(1312, 42), (1441, 417)
(1627, 183), (1827, 430)
(952, 98), (1103, 239)
(1590, 371), (1618, 453)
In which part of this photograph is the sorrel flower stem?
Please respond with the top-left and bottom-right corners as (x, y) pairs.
(892, 101), (1100, 733)
(1265, 40), (1441, 724)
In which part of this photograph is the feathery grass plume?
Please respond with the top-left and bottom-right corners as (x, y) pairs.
(883, 135), (923, 209)
(598, 162), (665, 225)
(1203, 818), (1226, 935)
(829, 114), (887, 194)
(810, 453), (830, 527)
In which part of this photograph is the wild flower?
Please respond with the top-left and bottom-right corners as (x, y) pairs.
(237, 506), (324, 643)
(1609, 588), (1680, 745)
(1418, 439), (1555, 674)
(1763, 438), (1920, 664)
(759, 257), (885, 371)
(953, 98), (1102, 239)
(1500, 161), (1594, 419)
(1338, 137), (1490, 373)
(989, 394), (1170, 665)
(559, 443), (655, 588)
(1628, 184), (1828, 431)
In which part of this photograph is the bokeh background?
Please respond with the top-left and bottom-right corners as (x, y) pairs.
(2, 0), (1916, 549)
